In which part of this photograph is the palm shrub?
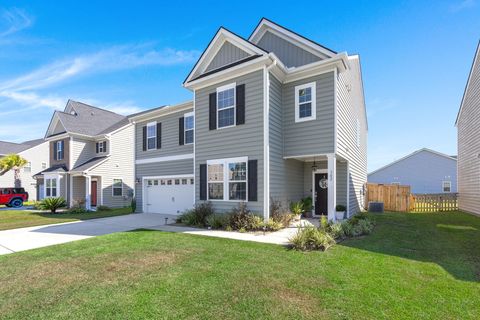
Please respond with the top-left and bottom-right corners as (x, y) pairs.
(40, 197), (67, 214)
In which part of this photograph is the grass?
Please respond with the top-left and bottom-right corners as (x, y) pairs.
(0, 211), (479, 319)
(0, 207), (132, 231)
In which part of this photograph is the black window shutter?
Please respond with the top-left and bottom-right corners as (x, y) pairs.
(53, 142), (58, 161)
(179, 117), (184, 145)
(96, 142), (99, 153)
(209, 92), (217, 130)
(200, 164), (207, 200)
(156, 123), (162, 149)
(103, 141), (107, 153)
(60, 141), (65, 159)
(142, 126), (147, 151)
(236, 84), (245, 125)
(248, 160), (258, 201)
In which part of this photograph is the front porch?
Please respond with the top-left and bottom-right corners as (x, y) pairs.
(70, 174), (102, 210)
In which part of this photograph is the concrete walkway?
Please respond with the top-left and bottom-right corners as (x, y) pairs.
(0, 214), (318, 255)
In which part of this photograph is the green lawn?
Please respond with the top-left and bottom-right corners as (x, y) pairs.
(0, 212), (479, 319)
(0, 207), (132, 231)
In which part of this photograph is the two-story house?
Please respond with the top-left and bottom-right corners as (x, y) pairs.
(0, 139), (49, 200)
(38, 100), (135, 209)
(133, 18), (367, 221)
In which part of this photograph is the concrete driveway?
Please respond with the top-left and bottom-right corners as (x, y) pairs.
(0, 213), (178, 255)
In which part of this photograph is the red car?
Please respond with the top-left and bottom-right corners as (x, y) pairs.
(0, 188), (29, 208)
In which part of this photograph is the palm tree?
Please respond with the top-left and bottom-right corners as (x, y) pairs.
(0, 154), (28, 188)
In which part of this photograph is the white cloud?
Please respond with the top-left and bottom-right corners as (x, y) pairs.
(0, 8), (32, 37)
(450, 0), (476, 12)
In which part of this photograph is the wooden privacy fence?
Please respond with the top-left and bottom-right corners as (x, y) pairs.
(364, 183), (459, 212)
(411, 193), (458, 212)
(365, 183), (412, 212)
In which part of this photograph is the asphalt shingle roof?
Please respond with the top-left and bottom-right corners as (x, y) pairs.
(70, 156), (108, 173)
(50, 100), (128, 137)
(0, 141), (34, 155)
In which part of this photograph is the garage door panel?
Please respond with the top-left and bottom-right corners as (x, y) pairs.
(145, 177), (194, 215)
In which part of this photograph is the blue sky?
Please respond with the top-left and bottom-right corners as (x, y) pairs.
(0, 1), (479, 171)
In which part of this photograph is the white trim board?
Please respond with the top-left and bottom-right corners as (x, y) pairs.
(136, 153), (194, 165)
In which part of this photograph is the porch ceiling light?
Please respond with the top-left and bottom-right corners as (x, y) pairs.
(311, 158), (318, 171)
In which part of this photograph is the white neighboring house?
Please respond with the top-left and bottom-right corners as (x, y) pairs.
(0, 139), (49, 201)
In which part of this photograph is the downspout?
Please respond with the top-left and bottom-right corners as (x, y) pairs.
(263, 59), (277, 222)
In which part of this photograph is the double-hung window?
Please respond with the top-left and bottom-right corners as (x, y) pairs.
(295, 82), (316, 122)
(184, 112), (194, 144)
(56, 141), (64, 160)
(46, 178), (57, 197)
(147, 122), (157, 150)
(113, 179), (123, 196)
(217, 83), (236, 128)
(207, 157), (248, 201)
(442, 181), (451, 193)
(97, 141), (107, 153)
(23, 162), (31, 173)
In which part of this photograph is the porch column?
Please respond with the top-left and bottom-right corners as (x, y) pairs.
(327, 154), (337, 221)
(85, 175), (91, 211)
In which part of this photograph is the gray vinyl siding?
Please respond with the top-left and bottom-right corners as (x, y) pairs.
(71, 176), (86, 205)
(89, 125), (135, 208)
(336, 161), (348, 207)
(71, 137), (96, 168)
(301, 161), (346, 205)
(283, 71), (335, 157)
(368, 150), (457, 194)
(256, 31), (324, 68)
(205, 41), (250, 72)
(135, 159), (194, 212)
(336, 57), (367, 215)
(457, 45), (480, 215)
(269, 74), (304, 204)
(135, 108), (194, 160)
(195, 69), (264, 214)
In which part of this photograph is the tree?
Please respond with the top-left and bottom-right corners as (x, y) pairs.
(0, 154), (28, 188)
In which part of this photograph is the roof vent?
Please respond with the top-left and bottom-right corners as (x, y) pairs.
(70, 110), (77, 116)
(91, 111), (94, 116)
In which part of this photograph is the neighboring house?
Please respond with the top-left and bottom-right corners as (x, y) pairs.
(456, 41), (480, 216)
(368, 148), (457, 194)
(0, 139), (49, 201)
(132, 18), (367, 221)
(38, 100), (135, 209)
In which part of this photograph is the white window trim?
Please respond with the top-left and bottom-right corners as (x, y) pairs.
(442, 181), (452, 193)
(44, 176), (59, 198)
(146, 121), (157, 151)
(56, 141), (64, 160)
(98, 140), (106, 153)
(295, 82), (316, 123)
(184, 112), (194, 145)
(216, 82), (236, 130)
(207, 156), (248, 202)
(112, 178), (123, 197)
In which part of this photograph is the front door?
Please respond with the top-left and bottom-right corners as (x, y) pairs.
(91, 181), (97, 207)
(314, 173), (328, 216)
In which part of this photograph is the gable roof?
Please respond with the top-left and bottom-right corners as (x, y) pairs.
(249, 18), (337, 60)
(45, 100), (128, 138)
(70, 156), (109, 173)
(456, 40), (480, 126)
(368, 148), (457, 176)
(183, 27), (268, 84)
(0, 138), (45, 156)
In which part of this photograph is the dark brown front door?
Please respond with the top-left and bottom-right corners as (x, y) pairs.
(314, 173), (328, 216)
(91, 180), (97, 207)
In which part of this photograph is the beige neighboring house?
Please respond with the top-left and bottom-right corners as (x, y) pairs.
(456, 41), (480, 216)
(0, 139), (49, 201)
(38, 100), (135, 210)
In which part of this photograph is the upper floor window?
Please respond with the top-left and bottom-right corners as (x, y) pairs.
(55, 140), (64, 160)
(295, 82), (316, 122)
(42, 162), (47, 169)
(147, 122), (157, 150)
(217, 83), (236, 128)
(96, 141), (107, 153)
(442, 181), (451, 193)
(23, 162), (31, 173)
(184, 112), (194, 144)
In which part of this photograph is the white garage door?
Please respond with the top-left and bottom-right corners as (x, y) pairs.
(144, 177), (194, 215)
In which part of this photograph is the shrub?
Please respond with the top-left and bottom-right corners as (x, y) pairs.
(206, 214), (230, 229)
(97, 205), (111, 211)
(301, 196), (313, 212)
(328, 222), (345, 240)
(131, 198), (137, 212)
(341, 220), (354, 237)
(178, 202), (214, 227)
(352, 218), (374, 236)
(290, 201), (304, 217)
(335, 204), (347, 212)
(40, 197), (67, 214)
(229, 203), (262, 231)
(319, 216), (329, 230)
(66, 207), (89, 214)
(290, 227), (336, 251)
(262, 220), (283, 232)
(270, 199), (293, 227)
